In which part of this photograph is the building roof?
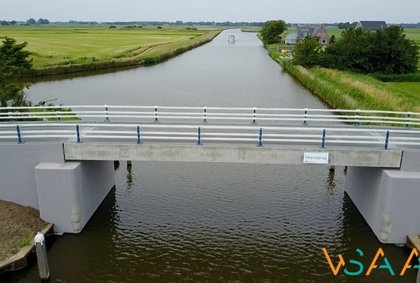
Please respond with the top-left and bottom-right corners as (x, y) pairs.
(358, 21), (387, 30)
(297, 26), (315, 37)
(285, 32), (298, 41)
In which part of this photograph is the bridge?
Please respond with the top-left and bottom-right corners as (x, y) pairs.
(1, 105), (420, 244)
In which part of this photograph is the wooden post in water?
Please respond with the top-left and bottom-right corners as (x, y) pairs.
(35, 232), (50, 280)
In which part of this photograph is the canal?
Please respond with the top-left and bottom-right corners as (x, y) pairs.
(2, 29), (416, 282)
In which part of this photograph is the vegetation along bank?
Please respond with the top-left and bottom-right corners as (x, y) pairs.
(0, 26), (221, 77)
(262, 21), (420, 112)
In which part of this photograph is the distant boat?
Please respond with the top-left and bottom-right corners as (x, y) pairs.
(228, 35), (236, 44)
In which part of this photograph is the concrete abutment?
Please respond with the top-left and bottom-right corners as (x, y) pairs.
(35, 161), (115, 234)
(345, 150), (420, 244)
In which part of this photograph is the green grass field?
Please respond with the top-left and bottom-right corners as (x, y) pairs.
(0, 26), (220, 74)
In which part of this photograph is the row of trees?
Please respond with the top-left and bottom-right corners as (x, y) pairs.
(0, 38), (32, 107)
(293, 26), (419, 74)
(27, 18), (50, 25)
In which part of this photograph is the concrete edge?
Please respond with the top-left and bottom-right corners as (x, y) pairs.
(0, 223), (54, 274)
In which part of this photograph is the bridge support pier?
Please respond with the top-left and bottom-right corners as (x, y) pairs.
(345, 150), (420, 244)
(35, 161), (115, 234)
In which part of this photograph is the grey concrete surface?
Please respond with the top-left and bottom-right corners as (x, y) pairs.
(35, 161), (115, 234)
(345, 166), (420, 244)
(64, 143), (402, 168)
(0, 143), (65, 208)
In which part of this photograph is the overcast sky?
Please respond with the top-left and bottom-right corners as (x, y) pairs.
(1, 0), (419, 23)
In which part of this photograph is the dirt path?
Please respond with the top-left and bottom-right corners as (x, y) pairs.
(0, 200), (47, 261)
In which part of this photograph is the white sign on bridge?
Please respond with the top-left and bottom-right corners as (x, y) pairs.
(303, 152), (329, 164)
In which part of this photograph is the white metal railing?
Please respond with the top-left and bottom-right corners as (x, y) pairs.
(0, 105), (419, 127)
(1, 106), (420, 149)
(1, 122), (420, 150)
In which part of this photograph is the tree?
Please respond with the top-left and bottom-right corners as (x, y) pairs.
(261, 20), (287, 44)
(0, 37), (32, 107)
(37, 18), (50, 25)
(27, 18), (36, 25)
(324, 28), (373, 72)
(368, 26), (418, 74)
(323, 26), (418, 74)
(293, 36), (323, 67)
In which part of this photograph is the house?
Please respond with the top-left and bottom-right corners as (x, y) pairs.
(285, 32), (298, 45)
(286, 25), (330, 45)
(355, 21), (387, 31)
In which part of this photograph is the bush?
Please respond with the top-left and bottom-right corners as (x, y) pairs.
(293, 26), (419, 74)
(372, 73), (420, 82)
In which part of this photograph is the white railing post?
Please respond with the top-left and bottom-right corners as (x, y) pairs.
(7, 106), (12, 120)
(355, 109), (360, 127)
(55, 105), (61, 122)
(154, 106), (158, 123)
(105, 105), (110, 122)
(303, 108), (308, 126)
(406, 112), (412, 128)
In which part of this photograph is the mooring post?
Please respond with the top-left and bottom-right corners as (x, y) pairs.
(35, 232), (50, 280)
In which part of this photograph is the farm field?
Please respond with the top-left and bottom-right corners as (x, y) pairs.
(0, 26), (220, 75)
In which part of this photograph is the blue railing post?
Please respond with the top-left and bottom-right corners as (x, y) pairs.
(137, 126), (142, 144)
(197, 127), (202, 145)
(154, 106), (158, 123)
(16, 125), (23, 144)
(303, 108), (308, 126)
(321, 129), (326, 148)
(105, 105), (110, 122)
(258, 128), (263, 147)
(385, 131), (390, 150)
(253, 108), (257, 124)
(405, 112), (412, 128)
(76, 125), (81, 143)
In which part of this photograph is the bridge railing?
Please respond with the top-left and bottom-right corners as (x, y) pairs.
(0, 105), (420, 127)
(1, 123), (420, 149)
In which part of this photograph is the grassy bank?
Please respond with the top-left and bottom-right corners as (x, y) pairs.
(269, 51), (420, 112)
(0, 26), (221, 76)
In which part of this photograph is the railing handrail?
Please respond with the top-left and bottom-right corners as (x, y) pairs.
(0, 105), (419, 128)
(1, 105), (419, 116)
(1, 106), (420, 150)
